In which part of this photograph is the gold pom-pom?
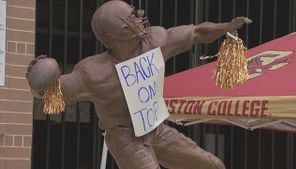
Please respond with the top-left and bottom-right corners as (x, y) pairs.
(214, 33), (249, 88)
(42, 78), (65, 115)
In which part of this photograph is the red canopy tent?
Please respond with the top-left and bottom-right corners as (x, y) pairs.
(164, 32), (296, 131)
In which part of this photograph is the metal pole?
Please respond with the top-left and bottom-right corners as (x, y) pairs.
(145, 0), (149, 17)
(61, 1), (68, 169)
(204, 0), (209, 54)
(139, 0), (142, 10)
(76, 1), (84, 168)
(45, 115), (50, 169)
(230, 126), (234, 169)
(76, 104), (81, 169)
(244, 131), (247, 169)
(259, 0), (264, 44)
(160, 0), (163, 26)
(172, 0), (178, 73)
(273, 0), (277, 38)
(232, 0), (236, 18)
(91, 110), (97, 169)
(271, 131), (275, 169)
(246, 0), (250, 47)
(189, 0), (194, 67)
(217, 0), (222, 45)
(194, 0), (203, 66)
(45, 0), (53, 168)
(258, 130), (261, 169)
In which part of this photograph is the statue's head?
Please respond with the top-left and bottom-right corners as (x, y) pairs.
(91, 0), (151, 49)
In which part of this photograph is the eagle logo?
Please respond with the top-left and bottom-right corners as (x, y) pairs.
(247, 50), (294, 79)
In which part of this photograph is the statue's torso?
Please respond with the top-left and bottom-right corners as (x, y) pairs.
(76, 52), (130, 128)
(78, 27), (167, 129)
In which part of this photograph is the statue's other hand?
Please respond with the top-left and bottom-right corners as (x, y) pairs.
(228, 17), (252, 33)
(26, 55), (60, 91)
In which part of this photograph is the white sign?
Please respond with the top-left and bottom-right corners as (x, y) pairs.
(0, 1), (6, 86)
(116, 48), (169, 137)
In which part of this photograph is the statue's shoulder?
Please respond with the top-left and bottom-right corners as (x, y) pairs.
(149, 26), (168, 47)
(75, 53), (104, 68)
(72, 52), (110, 82)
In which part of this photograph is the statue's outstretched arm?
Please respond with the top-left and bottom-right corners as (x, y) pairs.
(161, 17), (252, 61)
(59, 69), (91, 105)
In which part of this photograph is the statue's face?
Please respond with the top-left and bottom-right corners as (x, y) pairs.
(105, 5), (151, 42)
(91, 1), (151, 48)
(117, 7), (151, 39)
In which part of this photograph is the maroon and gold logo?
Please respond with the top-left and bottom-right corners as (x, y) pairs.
(247, 50), (294, 79)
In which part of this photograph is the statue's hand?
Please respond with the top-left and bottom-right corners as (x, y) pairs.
(25, 55), (47, 79)
(227, 17), (252, 33)
(25, 55), (47, 98)
(26, 55), (60, 92)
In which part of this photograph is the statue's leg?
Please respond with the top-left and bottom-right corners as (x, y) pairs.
(153, 124), (225, 169)
(105, 126), (160, 169)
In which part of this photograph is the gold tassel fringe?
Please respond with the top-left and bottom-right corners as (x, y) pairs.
(214, 34), (249, 88)
(42, 78), (65, 115)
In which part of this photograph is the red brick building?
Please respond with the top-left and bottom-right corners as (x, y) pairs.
(0, 0), (35, 169)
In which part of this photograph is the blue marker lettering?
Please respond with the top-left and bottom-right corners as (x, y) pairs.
(133, 108), (147, 132)
(137, 81), (157, 103)
(153, 101), (159, 121)
(134, 61), (146, 82)
(149, 81), (156, 98)
(147, 53), (160, 75)
(120, 65), (136, 87)
(147, 108), (155, 127)
(138, 87), (150, 103)
(139, 56), (152, 79)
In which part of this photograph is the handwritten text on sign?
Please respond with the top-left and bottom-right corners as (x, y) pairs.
(115, 48), (169, 137)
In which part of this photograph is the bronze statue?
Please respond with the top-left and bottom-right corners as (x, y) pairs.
(26, 1), (251, 168)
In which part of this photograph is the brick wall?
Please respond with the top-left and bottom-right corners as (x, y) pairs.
(0, 0), (35, 169)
